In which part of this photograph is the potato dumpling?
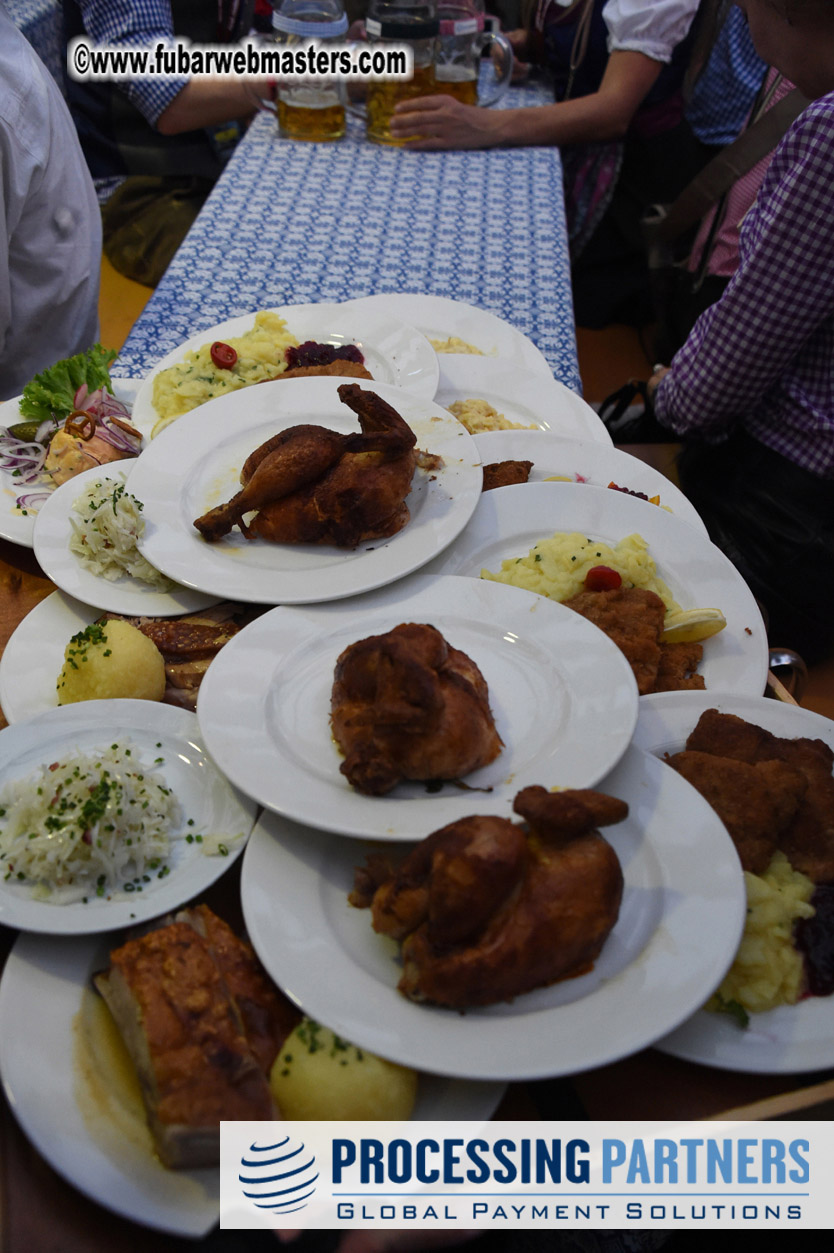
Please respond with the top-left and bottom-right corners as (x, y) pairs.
(57, 620), (165, 705)
(270, 1019), (417, 1120)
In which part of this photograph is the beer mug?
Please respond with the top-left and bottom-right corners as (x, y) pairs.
(260, 0), (349, 141)
(435, 0), (513, 107)
(365, 0), (439, 145)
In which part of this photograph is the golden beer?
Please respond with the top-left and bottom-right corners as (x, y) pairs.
(278, 88), (346, 141)
(434, 63), (478, 104)
(366, 63), (437, 145)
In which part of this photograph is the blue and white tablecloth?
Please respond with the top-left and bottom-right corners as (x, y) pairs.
(8, 0), (64, 90)
(118, 84), (581, 392)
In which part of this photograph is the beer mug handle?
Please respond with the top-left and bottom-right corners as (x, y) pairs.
(244, 80), (279, 114)
(477, 31), (513, 107)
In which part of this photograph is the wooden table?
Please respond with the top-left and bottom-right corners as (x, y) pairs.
(1, 506), (830, 1253)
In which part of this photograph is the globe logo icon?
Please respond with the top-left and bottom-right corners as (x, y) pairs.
(239, 1135), (319, 1214)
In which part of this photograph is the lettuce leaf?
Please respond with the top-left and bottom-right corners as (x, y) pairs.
(19, 344), (118, 425)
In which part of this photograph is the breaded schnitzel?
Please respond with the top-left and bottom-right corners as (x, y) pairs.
(482, 460), (534, 491)
(666, 749), (807, 872)
(677, 709), (834, 881)
(563, 586), (704, 694)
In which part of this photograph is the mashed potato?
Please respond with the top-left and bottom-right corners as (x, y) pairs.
(709, 852), (815, 1016)
(448, 397), (536, 434)
(481, 531), (680, 612)
(429, 336), (484, 354)
(57, 620), (165, 705)
(151, 311), (299, 433)
(270, 1019), (417, 1120)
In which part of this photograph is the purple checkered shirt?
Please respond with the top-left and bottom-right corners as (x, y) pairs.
(655, 91), (834, 479)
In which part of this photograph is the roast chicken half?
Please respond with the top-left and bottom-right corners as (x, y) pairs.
(193, 384), (417, 548)
(351, 786), (627, 1009)
(331, 622), (503, 795)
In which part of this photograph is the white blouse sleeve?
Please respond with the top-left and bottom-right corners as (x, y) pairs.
(602, 0), (701, 63)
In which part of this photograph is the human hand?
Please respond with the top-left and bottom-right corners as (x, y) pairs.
(494, 27), (529, 81)
(504, 28), (529, 57)
(389, 96), (500, 149)
(647, 364), (670, 402)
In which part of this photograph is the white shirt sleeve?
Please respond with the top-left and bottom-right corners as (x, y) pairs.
(0, 136), (13, 375)
(602, 0), (701, 63)
(0, 12), (101, 398)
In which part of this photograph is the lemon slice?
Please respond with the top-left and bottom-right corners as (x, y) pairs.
(662, 608), (727, 644)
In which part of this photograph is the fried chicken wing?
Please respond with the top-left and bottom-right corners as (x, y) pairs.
(356, 786), (627, 1008)
(193, 385), (417, 548)
(331, 622), (503, 795)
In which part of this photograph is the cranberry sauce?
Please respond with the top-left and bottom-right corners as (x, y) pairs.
(796, 883), (834, 997)
(286, 341), (364, 368)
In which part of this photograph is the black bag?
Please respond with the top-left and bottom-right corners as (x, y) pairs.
(642, 83), (808, 359)
(597, 380), (679, 443)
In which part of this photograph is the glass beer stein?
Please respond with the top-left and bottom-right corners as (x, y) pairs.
(365, 0), (439, 145)
(270, 0), (348, 141)
(435, 0), (513, 107)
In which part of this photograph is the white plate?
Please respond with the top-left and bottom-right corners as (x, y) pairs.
(197, 573), (638, 841)
(128, 377), (482, 605)
(32, 464), (218, 617)
(0, 590), (93, 724)
(473, 431), (708, 535)
(634, 690), (834, 1074)
(240, 745), (745, 1080)
(130, 301), (439, 437)
(345, 293), (553, 379)
(436, 358), (612, 446)
(0, 701), (256, 934)
(0, 590), (239, 725)
(425, 481), (769, 697)
(0, 378), (141, 548)
(0, 935), (504, 1238)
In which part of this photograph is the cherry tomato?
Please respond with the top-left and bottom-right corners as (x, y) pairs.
(210, 341), (238, 370)
(585, 565), (622, 592)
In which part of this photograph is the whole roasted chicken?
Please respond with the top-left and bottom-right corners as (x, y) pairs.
(331, 622), (503, 795)
(351, 786), (627, 1008)
(193, 384), (417, 548)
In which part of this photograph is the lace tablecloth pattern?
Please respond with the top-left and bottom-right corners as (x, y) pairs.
(118, 88), (580, 392)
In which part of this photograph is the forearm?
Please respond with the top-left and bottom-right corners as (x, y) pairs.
(156, 78), (262, 134)
(655, 123), (834, 437)
(654, 280), (817, 439)
(475, 91), (645, 148)
(390, 49), (662, 149)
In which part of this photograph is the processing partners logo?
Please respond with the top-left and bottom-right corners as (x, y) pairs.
(222, 1121), (831, 1231)
(238, 1134), (319, 1216)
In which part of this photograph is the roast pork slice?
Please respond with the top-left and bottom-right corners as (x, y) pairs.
(94, 920), (275, 1168)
